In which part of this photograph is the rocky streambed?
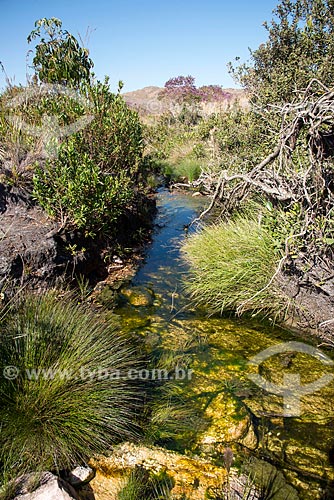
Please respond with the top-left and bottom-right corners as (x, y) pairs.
(93, 189), (334, 499)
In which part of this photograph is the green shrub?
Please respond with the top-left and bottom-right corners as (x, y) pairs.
(33, 143), (133, 236)
(181, 217), (283, 316)
(0, 293), (141, 477)
(196, 110), (274, 173)
(1, 41), (149, 236)
(32, 79), (146, 236)
(82, 80), (144, 180)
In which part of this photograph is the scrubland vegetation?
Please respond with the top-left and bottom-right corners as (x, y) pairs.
(0, 18), (152, 238)
(0, 16), (150, 493)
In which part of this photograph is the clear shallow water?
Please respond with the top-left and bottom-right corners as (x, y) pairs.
(115, 188), (334, 499)
(133, 188), (205, 307)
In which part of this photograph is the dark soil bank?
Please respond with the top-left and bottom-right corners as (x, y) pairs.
(0, 183), (156, 297)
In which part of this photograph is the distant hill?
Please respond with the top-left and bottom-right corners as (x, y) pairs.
(122, 86), (249, 116)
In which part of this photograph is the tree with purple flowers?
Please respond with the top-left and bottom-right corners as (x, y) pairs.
(162, 75), (200, 104)
(198, 85), (232, 103)
(161, 76), (231, 104)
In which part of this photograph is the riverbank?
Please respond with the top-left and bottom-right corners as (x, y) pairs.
(0, 182), (156, 299)
(169, 183), (334, 346)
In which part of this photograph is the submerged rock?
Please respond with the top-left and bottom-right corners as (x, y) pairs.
(121, 285), (154, 307)
(96, 285), (118, 308)
(246, 458), (299, 500)
(198, 394), (258, 452)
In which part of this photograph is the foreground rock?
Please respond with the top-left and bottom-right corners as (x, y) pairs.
(88, 442), (256, 500)
(67, 466), (95, 487)
(12, 472), (79, 500)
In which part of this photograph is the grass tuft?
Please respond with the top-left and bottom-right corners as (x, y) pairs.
(0, 292), (142, 478)
(181, 217), (284, 317)
(163, 159), (202, 183)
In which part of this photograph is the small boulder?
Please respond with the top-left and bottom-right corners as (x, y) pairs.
(13, 472), (79, 500)
(67, 466), (95, 487)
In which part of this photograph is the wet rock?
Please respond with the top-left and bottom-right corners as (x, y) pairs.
(89, 442), (227, 500)
(198, 393), (258, 452)
(88, 443), (272, 500)
(121, 286), (154, 307)
(96, 285), (118, 308)
(243, 346), (334, 497)
(283, 469), (329, 499)
(284, 442), (334, 481)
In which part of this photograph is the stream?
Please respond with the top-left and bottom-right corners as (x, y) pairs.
(113, 188), (334, 499)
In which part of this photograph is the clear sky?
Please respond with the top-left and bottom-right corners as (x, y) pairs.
(0, 0), (278, 93)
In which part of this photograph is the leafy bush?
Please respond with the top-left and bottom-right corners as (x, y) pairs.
(81, 80), (144, 180)
(0, 293), (141, 477)
(1, 20), (149, 237)
(31, 79), (145, 236)
(27, 18), (93, 87)
(196, 110), (274, 173)
(33, 142), (133, 236)
(182, 217), (283, 316)
(230, 0), (334, 106)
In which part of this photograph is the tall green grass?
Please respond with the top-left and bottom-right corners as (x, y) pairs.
(0, 293), (141, 478)
(164, 159), (202, 183)
(182, 217), (283, 316)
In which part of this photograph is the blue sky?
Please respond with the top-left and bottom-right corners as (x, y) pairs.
(0, 0), (278, 92)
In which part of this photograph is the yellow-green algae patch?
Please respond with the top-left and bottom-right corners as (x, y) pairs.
(113, 307), (334, 498)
